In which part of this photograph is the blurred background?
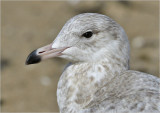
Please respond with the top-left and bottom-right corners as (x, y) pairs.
(1, 1), (159, 112)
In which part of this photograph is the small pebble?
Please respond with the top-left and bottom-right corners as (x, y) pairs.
(40, 76), (51, 86)
(132, 36), (145, 48)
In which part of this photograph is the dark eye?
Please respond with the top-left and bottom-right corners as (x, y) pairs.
(82, 31), (93, 38)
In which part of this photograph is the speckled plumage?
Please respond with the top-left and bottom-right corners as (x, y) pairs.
(51, 13), (160, 113)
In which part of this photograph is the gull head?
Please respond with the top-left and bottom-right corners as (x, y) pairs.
(26, 13), (130, 64)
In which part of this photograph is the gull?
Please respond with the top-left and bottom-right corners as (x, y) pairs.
(26, 13), (160, 113)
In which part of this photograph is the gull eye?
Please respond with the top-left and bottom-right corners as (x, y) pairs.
(82, 31), (93, 38)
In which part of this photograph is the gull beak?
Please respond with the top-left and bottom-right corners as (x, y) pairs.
(25, 43), (69, 65)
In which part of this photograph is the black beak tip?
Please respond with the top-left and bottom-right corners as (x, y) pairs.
(25, 50), (41, 65)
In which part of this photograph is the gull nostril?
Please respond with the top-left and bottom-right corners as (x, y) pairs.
(39, 51), (45, 54)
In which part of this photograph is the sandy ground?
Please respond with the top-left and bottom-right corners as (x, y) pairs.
(1, 1), (159, 112)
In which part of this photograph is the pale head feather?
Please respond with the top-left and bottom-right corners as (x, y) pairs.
(52, 13), (130, 68)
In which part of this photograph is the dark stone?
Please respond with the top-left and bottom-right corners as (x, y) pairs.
(1, 59), (10, 70)
(0, 99), (4, 106)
